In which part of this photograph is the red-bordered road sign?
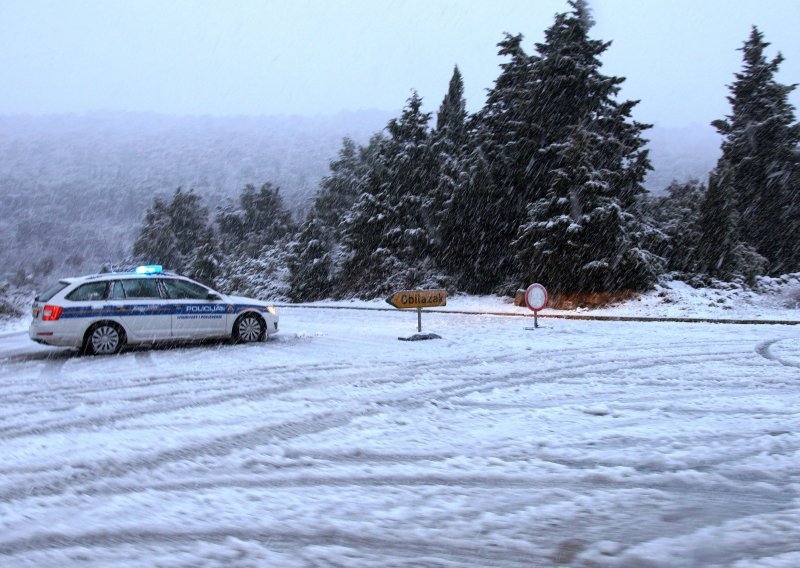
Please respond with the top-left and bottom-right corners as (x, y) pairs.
(525, 283), (548, 312)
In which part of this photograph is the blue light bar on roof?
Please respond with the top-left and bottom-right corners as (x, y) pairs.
(135, 265), (163, 274)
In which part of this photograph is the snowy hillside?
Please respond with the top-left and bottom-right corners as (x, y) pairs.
(1, 284), (798, 566)
(0, 111), (392, 282)
(0, 111), (719, 284)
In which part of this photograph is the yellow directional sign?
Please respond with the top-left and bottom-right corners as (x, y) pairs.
(386, 289), (447, 309)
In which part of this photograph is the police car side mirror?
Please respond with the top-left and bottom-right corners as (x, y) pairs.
(207, 292), (222, 301)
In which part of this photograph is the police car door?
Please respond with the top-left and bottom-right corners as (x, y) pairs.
(113, 278), (171, 341)
(161, 278), (228, 339)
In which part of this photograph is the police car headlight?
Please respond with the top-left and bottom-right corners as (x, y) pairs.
(266, 306), (277, 315)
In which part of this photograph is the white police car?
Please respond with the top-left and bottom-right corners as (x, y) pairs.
(29, 266), (278, 355)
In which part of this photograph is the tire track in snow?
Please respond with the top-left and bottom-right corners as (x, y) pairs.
(0, 339), (768, 501)
(77, 470), (791, 506)
(0, 353), (368, 433)
(2, 344), (752, 472)
(0, 485), (788, 566)
(413, 350), (750, 408)
(0, 350), (328, 397)
(0, 350), (753, 500)
(0, 364), (351, 440)
(0, 408), (373, 501)
(756, 338), (800, 369)
(0, 527), (540, 567)
(0, 346), (530, 439)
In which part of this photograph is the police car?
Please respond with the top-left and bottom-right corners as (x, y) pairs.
(29, 266), (278, 355)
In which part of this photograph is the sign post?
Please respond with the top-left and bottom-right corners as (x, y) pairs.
(524, 283), (548, 328)
(386, 289), (447, 340)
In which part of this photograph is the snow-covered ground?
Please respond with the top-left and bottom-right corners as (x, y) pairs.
(302, 273), (800, 322)
(1, 299), (799, 567)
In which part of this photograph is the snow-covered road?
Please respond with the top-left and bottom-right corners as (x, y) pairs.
(1, 307), (799, 567)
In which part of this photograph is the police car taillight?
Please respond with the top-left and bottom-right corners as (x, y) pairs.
(42, 305), (63, 321)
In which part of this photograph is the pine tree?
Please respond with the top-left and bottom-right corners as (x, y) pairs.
(286, 215), (333, 301)
(132, 195), (185, 271)
(712, 27), (800, 274)
(337, 171), (400, 296)
(512, 1), (656, 294)
(378, 92), (435, 273)
(647, 179), (705, 273)
(695, 170), (741, 279)
(695, 168), (766, 281)
(217, 182), (295, 257)
(313, 137), (367, 237)
(187, 226), (222, 287)
(470, 33), (539, 286)
(240, 183), (295, 251)
(338, 92), (433, 296)
(439, 145), (505, 291)
(168, 188), (210, 263)
(133, 188), (213, 273)
(286, 136), (384, 301)
(428, 66), (468, 257)
(786, 166), (800, 271)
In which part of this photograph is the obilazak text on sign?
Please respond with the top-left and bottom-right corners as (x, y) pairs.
(388, 290), (447, 309)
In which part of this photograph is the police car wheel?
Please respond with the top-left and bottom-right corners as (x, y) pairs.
(234, 314), (264, 343)
(86, 322), (124, 355)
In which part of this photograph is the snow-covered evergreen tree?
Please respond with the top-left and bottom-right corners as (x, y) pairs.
(216, 237), (292, 300)
(512, 1), (656, 294)
(133, 189), (208, 272)
(168, 189), (210, 260)
(312, 137), (370, 238)
(439, 145), (506, 292)
(216, 183), (295, 257)
(712, 27), (800, 274)
(337, 174), (403, 297)
(286, 215), (333, 301)
(285, 136), (387, 301)
(470, 33), (540, 287)
(427, 66), (468, 256)
(647, 179), (705, 273)
(186, 226), (223, 287)
(695, 168), (766, 281)
(338, 92), (434, 296)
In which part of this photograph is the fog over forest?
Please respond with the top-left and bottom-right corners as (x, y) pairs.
(0, 111), (718, 283)
(0, 111), (389, 281)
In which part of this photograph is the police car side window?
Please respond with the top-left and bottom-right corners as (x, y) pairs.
(122, 278), (162, 299)
(162, 279), (209, 300)
(111, 281), (126, 300)
(66, 282), (109, 302)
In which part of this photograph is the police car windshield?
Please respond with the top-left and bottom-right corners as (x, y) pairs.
(36, 281), (70, 302)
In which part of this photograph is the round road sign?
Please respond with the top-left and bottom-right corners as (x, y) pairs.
(525, 283), (548, 312)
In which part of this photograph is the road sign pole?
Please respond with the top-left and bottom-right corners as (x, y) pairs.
(385, 289), (447, 340)
(524, 283), (548, 331)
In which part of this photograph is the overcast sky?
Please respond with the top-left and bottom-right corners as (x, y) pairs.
(1, 0), (798, 127)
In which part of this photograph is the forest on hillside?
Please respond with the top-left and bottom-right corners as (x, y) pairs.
(3, 1), (798, 305)
(128, 1), (799, 303)
(0, 113), (718, 289)
(0, 111), (390, 283)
